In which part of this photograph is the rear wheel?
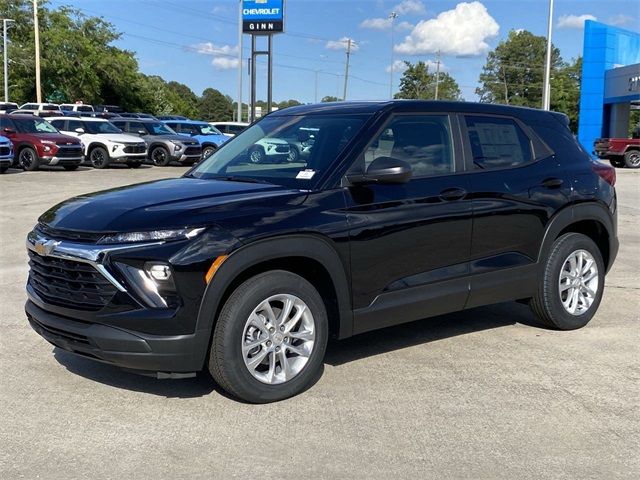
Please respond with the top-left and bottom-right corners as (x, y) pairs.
(150, 146), (170, 166)
(287, 146), (299, 162)
(530, 233), (604, 330)
(19, 147), (39, 171)
(209, 270), (328, 403)
(89, 147), (110, 169)
(623, 150), (640, 169)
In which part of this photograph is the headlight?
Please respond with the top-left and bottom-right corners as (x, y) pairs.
(170, 141), (183, 151)
(111, 143), (124, 152)
(115, 261), (177, 308)
(98, 227), (205, 244)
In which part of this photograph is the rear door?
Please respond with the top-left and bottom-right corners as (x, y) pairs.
(345, 113), (473, 334)
(462, 114), (570, 307)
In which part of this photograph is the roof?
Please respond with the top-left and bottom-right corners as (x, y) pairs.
(269, 100), (567, 124)
(161, 119), (209, 125)
(47, 116), (108, 122)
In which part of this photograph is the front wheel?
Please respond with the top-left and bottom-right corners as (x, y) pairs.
(150, 146), (170, 166)
(624, 150), (640, 169)
(248, 146), (265, 164)
(530, 233), (605, 330)
(209, 270), (328, 403)
(89, 147), (110, 169)
(202, 145), (216, 159)
(287, 146), (299, 163)
(19, 147), (40, 171)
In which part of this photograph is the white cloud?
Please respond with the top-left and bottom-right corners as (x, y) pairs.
(394, 0), (426, 15)
(325, 37), (359, 52)
(608, 14), (634, 26)
(191, 42), (239, 56)
(361, 17), (392, 30)
(211, 57), (239, 70)
(386, 60), (408, 73)
(557, 14), (597, 29)
(360, 17), (414, 31)
(394, 2), (499, 57)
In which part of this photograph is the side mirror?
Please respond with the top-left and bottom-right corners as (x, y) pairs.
(347, 157), (412, 185)
(138, 130), (147, 135)
(3, 127), (16, 135)
(74, 128), (85, 134)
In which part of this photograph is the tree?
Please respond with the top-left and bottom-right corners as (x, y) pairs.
(550, 57), (582, 132)
(476, 30), (562, 107)
(277, 99), (302, 109)
(197, 88), (233, 121)
(394, 61), (462, 101)
(321, 96), (341, 102)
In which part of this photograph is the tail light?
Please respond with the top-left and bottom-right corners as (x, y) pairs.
(592, 160), (616, 186)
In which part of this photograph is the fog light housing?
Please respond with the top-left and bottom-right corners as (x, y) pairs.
(116, 261), (178, 308)
(147, 264), (172, 282)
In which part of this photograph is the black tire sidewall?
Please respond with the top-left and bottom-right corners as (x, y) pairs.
(624, 150), (640, 168)
(151, 146), (170, 166)
(210, 270), (328, 403)
(20, 147), (39, 171)
(542, 233), (605, 330)
(90, 147), (109, 169)
(202, 146), (216, 159)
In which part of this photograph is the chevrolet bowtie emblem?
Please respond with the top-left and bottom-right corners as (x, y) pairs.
(34, 239), (59, 256)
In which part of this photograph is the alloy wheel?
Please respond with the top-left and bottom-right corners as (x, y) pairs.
(558, 249), (599, 316)
(20, 150), (35, 169)
(241, 294), (316, 385)
(91, 149), (106, 168)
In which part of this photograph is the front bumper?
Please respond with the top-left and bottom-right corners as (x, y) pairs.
(111, 153), (147, 163)
(26, 300), (209, 374)
(0, 156), (12, 166)
(41, 155), (83, 166)
(174, 152), (202, 163)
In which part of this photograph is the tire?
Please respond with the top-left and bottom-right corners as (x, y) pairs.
(63, 165), (79, 171)
(202, 145), (216, 159)
(609, 158), (625, 168)
(248, 146), (265, 164)
(19, 147), (40, 171)
(209, 270), (328, 403)
(89, 146), (110, 169)
(150, 146), (170, 166)
(287, 146), (299, 163)
(530, 233), (605, 330)
(127, 161), (142, 168)
(623, 150), (640, 169)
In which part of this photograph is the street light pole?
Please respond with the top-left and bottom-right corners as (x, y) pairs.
(542, 0), (554, 110)
(33, 0), (42, 103)
(389, 12), (397, 99)
(2, 18), (14, 102)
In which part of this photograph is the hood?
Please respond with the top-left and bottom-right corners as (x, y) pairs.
(26, 132), (81, 145)
(195, 134), (229, 145)
(39, 177), (299, 233)
(0, 135), (10, 145)
(94, 133), (145, 144)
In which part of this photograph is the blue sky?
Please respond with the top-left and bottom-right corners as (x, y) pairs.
(48, 0), (639, 103)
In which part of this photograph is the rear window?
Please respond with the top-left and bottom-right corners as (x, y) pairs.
(465, 115), (533, 170)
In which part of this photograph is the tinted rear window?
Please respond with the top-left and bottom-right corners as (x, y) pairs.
(465, 115), (533, 170)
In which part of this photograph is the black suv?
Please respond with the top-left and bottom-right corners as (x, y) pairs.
(25, 101), (618, 403)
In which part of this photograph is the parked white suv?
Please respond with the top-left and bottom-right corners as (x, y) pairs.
(15, 103), (62, 117)
(49, 117), (147, 169)
(209, 121), (249, 138)
(60, 104), (95, 116)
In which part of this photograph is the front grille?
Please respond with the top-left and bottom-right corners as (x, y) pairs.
(0, 146), (11, 156)
(28, 250), (117, 311)
(184, 146), (202, 156)
(124, 144), (146, 154)
(56, 145), (83, 158)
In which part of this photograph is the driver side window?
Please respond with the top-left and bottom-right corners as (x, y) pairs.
(362, 115), (454, 178)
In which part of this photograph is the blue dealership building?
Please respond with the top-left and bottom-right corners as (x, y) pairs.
(578, 21), (640, 153)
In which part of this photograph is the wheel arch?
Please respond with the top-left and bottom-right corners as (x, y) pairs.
(538, 203), (617, 274)
(87, 142), (108, 156)
(196, 234), (353, 348)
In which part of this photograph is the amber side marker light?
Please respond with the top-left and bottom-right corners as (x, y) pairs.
(205, 255), (228, 284)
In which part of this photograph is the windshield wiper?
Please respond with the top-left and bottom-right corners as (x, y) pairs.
(210, 175), (274, 185)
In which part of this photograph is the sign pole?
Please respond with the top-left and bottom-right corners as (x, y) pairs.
(267, 34), (273, 114)
(250, 34), (257, 123)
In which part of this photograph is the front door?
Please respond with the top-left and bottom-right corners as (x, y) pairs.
(344, 113), (473, 334)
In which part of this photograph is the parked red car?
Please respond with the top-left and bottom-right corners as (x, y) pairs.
(0, 114), (83, 171)
(594, 136), (640, 168)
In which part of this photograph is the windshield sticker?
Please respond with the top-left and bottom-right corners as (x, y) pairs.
(296, 169), (316, 180)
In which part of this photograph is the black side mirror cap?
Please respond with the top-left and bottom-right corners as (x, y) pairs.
(347, 157), (412, 185)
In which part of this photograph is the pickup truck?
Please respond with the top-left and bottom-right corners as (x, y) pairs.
(594, 134), (640, 169)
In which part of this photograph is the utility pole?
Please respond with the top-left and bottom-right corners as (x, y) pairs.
(33, 0), (42, 103)
(434, 50), (441, 100)
(236, 0), (243, 122)
(389, 12), (397, 99)
(342, 38), (353, 101)
(2, 18), (14, 102)
(542, 0), (554, 110)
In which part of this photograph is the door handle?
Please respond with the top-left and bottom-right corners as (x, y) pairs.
(439, 187), (467, 201)
(541, 178), (564, 188)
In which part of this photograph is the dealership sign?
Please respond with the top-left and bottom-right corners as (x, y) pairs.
(242, 0), (284, 34)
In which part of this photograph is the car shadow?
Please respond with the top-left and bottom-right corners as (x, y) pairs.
(51, 301), (544, 399)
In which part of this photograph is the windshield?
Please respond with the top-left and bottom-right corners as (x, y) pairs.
(77, 105), (94, 112)
(194, 123), (223, 135)
(144, 122), (176, 135)
(13, 117), (58, 134)
(188, 114), (368, 188)
(84, 121), (122, 134)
